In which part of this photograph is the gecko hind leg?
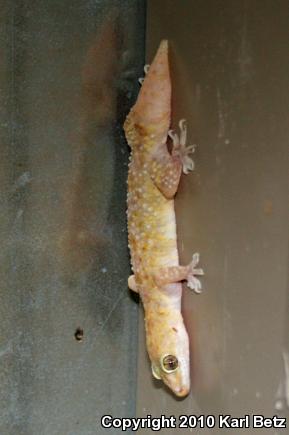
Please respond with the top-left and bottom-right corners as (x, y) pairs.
(169, 119), (196, 174)
(148, 120), (196, 199)
(154, 253), (204, 294)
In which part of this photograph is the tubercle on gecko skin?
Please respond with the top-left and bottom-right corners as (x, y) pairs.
(124, 39), (204, 397)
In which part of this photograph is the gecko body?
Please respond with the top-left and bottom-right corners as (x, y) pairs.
(124, 40), (203, 397)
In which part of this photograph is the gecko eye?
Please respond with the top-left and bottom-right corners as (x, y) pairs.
(160, 354), (179, 373)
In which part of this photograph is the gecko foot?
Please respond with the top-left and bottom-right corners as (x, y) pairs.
(187, 252), (204, 293)
(169, 119), (196, 174)
(138, 64), (151, 85)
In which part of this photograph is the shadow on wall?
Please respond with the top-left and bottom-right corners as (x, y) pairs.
(59, 10), (133, 276)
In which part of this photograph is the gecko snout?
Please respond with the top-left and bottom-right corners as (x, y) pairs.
(175, 385), (190, 398)
(162, 375), (190, 398)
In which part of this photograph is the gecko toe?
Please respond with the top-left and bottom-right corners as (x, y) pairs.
(187, 276), (202, 293)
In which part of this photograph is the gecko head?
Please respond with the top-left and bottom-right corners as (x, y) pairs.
(148, 317), (190, 397)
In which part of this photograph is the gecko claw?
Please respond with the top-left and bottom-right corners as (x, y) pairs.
(187, 252), (204, 293)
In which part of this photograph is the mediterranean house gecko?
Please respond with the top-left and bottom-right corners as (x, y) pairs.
(124, 40), (204, 397)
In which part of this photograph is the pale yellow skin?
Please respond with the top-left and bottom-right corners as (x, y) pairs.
(124, 41), (202, 397)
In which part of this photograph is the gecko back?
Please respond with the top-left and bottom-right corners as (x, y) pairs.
(124, 40), (203, 397)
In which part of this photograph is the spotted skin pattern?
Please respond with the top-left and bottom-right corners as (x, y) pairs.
(124, 40), (203, 397)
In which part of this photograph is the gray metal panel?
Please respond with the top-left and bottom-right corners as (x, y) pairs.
(0, 1), (145, 434)
(137, 1), (289, 432)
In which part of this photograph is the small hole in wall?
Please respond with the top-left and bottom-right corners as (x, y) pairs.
(74, 327), (84, 342)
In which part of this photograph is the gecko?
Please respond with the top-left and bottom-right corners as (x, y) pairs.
(124, 40), (204, 397)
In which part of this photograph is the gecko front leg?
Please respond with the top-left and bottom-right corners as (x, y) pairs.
(149, 119), (196, 199)
(154, 253), (204, 293)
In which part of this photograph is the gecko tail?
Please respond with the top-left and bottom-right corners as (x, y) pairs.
(133, 39), (171, 130)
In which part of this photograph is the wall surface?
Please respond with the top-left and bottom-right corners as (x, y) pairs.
(1, 1), (289, 434)
(136, 1), (289, 433)
(0, 1), (145, 434)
